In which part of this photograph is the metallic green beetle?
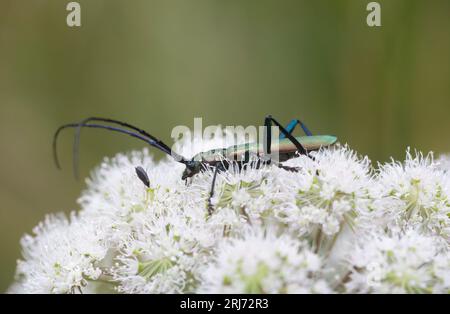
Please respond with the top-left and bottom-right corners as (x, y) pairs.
(53, 115), (337, 213)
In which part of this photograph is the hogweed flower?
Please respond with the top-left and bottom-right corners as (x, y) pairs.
(437, 154), (450, 173)
(8, 134), (450, 294)
(198, 232), (332, 294)
(276, 146), (374, 254)
(11, 214), (107, 294)
(346, 229), (450, 293)
(373, 150), (450, 240)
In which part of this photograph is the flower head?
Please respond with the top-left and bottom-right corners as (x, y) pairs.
(199, 232), (332, 294)
(272, 145), (374, 254)
(9, 130), (450, 294)
(13, 213), (107, 294)
(374, 150), (450, 239)
(346, 229), (449, 293)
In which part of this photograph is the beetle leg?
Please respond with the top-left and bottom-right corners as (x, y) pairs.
(207, 165), (220, 215)
(264, 116), (273, 158)
(265, 115), (308, 156)
(282, 119), (313, 138)
(277, 163), (301, 172)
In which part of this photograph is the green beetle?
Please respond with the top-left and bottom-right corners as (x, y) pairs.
(54, 115), (337, 213)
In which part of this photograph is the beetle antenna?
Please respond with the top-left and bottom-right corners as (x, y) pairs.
(74, 117), (173, 154)
(53, 122), (188, 178)
(72, 117), (180, 179)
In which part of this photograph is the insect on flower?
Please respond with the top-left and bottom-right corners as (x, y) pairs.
(53, 116), (337, 213)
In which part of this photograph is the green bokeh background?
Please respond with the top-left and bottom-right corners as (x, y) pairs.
(0, 0), (449, 292)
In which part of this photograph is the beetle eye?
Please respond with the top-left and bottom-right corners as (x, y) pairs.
(135, 166), (150, 187)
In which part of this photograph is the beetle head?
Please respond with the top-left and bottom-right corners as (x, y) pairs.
(182, 160), (202, 180)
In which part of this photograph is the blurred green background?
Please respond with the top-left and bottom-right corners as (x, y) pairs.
(0, 0), (449, 291)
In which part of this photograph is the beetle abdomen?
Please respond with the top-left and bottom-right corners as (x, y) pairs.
(195, 135), (337, 163)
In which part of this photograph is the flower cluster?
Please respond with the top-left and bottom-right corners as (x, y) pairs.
(199, 232), (332, 294)
(346, 229), (449, 293)
(9, 136), (450, 293)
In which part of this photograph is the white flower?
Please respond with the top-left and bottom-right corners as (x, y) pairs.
(432, 252), (450, 292)
(346, 229), (449, 294)
(374, 150), (450, 239)
(273, 145), (374, 256)
(437, 154), (450, 173)
(112, 210), (211, 293)
(13, 213), (107, 294)
(78, 149), (184, 246)
(9, 128), (450, 294)
(198, 232), (333, 294)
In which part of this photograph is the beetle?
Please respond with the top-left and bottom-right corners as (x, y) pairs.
(53, 115), (337, 213)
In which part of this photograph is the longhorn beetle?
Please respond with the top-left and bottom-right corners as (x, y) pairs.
(53, 116), (337, 214)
